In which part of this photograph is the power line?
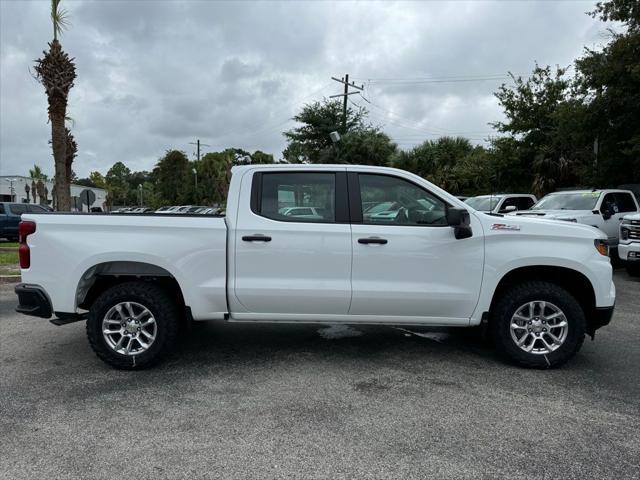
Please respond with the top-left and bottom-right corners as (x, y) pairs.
(188, 139), (211, 161)
(330, 74), (364, 131)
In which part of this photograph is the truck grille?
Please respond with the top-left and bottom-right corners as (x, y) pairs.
(630, 229), (640, 240)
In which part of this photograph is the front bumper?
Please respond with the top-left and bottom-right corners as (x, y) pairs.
(618, 243), (640, 262)
(15, 283), (53, 319)
(589, 305), (615, 335)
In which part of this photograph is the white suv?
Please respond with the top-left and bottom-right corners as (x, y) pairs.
(511, 189), (639, 248)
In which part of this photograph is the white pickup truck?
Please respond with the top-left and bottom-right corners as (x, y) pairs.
(619, 213), (640, 275)
(510, 189), (639, 249)
(15, 165), (615, 370)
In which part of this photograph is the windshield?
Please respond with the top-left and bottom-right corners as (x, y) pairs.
(464, 196), (503, 212)
(532, 193), (600, 210)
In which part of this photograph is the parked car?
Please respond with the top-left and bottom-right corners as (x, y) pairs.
(15, 164), (615, 370)
(511, 189), (639, 249)
(155, 206), (182, 214)
(278, 206), (326, 220)
(619, 213), (640, 276)
(464, 194), (537, 214)
(0, 202), (49, 241)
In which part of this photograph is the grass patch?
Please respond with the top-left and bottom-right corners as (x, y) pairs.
(0, 252), (19, 265)
(1, 242), (19, 248)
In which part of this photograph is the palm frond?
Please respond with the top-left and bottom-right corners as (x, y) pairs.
(51, 0), (70, 41)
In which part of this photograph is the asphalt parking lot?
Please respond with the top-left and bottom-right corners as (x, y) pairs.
(1, 271), (639, 480)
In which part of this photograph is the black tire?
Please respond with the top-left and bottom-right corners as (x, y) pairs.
(86, 281), (180, 369)
(626, 263), (640, 277)
(489, 281), (586, 369)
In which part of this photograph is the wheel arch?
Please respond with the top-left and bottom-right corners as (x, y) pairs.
(488, 265), (598, 335)
(76, 261), (187, 314)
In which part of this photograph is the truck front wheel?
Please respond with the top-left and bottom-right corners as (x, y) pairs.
(490, 281), (586, 368)
(86, 281), (179, 369)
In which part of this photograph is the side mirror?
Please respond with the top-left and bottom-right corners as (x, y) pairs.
(502, 205), (517, 213)
(446, 207), (473, 239)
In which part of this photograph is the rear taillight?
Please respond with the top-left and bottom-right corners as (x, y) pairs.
(18, 221), (36, 269)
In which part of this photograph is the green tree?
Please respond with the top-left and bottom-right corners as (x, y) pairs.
(322, 129), (397, 166)
(105, 161), (131, 206)
(89, 171), (106, 189)
(153, 150), (191, 205)
(576, 0), (640, 186)
(393, 137), (486, 194)
(29, 164), (48, 182)
(33, 0), (76, 211)
(283, 99), (367, 163)
(492, 65), (587, 195)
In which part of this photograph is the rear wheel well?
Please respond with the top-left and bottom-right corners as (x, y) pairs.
(76, 262), (188, 320)
(490, 266), (597, 334)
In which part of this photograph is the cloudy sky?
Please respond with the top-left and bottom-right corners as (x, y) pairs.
(0, 0), (612, 178)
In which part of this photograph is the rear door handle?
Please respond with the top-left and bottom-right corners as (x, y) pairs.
(358, 237), (388, 245)
(242, 235), (272, 242)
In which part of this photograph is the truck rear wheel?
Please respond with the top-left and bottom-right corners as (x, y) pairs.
(86, 281), (179, 369)
(490, 281), (586, 368)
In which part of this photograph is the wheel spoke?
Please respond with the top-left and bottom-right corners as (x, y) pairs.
(141, 317), (155, 327)
(114, 335), (125, 351)
(125, 337), (133, 354)
(115, 304), (127, 321)
(103, 328), (121, 336)
(137, 337), (149, 349)
(545, 311), (563, 321)
(549, 320), (567, 329)
(540, 336), (555, 351)
(140, 329), (155, 340)
(517, 332), (530, 346)
(547, 332), (561, 344)
(105, 319), (121, 325)
(124, 302), (135, 318)
(511, 323), (527, 330)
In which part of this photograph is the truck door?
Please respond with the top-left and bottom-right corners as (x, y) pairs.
(348, 171), (484, 321)
(232, 169), (352, 316)
(599, 193), (634, 243)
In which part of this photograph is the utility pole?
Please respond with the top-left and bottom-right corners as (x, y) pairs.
(330, 74), (364, 132)
(188, 139), (211, 162)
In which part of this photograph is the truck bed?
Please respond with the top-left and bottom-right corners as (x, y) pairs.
(20, 213), (229, 320)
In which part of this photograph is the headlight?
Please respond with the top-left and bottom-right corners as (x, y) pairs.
(594, 239), (609, 256)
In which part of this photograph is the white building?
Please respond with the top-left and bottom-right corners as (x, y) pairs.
(0, 176), (107, 211)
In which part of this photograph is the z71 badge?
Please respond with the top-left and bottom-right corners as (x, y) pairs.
(491, 223), (521, 231)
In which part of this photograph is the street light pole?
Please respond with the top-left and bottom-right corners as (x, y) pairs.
(138, 184), (143, 207)
(4, 178), (16, 202)
(192, 168), (198, 202)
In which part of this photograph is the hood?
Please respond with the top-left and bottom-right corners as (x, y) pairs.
(509, 209), (593, 220)
(478, 211), (605, 240)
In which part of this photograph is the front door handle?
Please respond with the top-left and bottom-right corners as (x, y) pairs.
(358, 237), (388, 245)
(242, 235), (272, 242)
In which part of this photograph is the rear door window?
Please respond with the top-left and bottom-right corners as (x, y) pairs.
(256, 172), (336, 223)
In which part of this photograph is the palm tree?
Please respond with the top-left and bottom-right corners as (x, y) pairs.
(29, 164), (48, 182)
(33, 0), (76, 211)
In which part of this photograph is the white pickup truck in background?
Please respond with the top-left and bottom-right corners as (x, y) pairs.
(464, 194), (537, 214)
(15, 165), (615, 370)
(619, 213), (640, 275)
(510, 189), (639, 250)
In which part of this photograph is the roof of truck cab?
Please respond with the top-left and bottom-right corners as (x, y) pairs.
(547, 189), (633, 195)
(231, 163), (419, 172)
